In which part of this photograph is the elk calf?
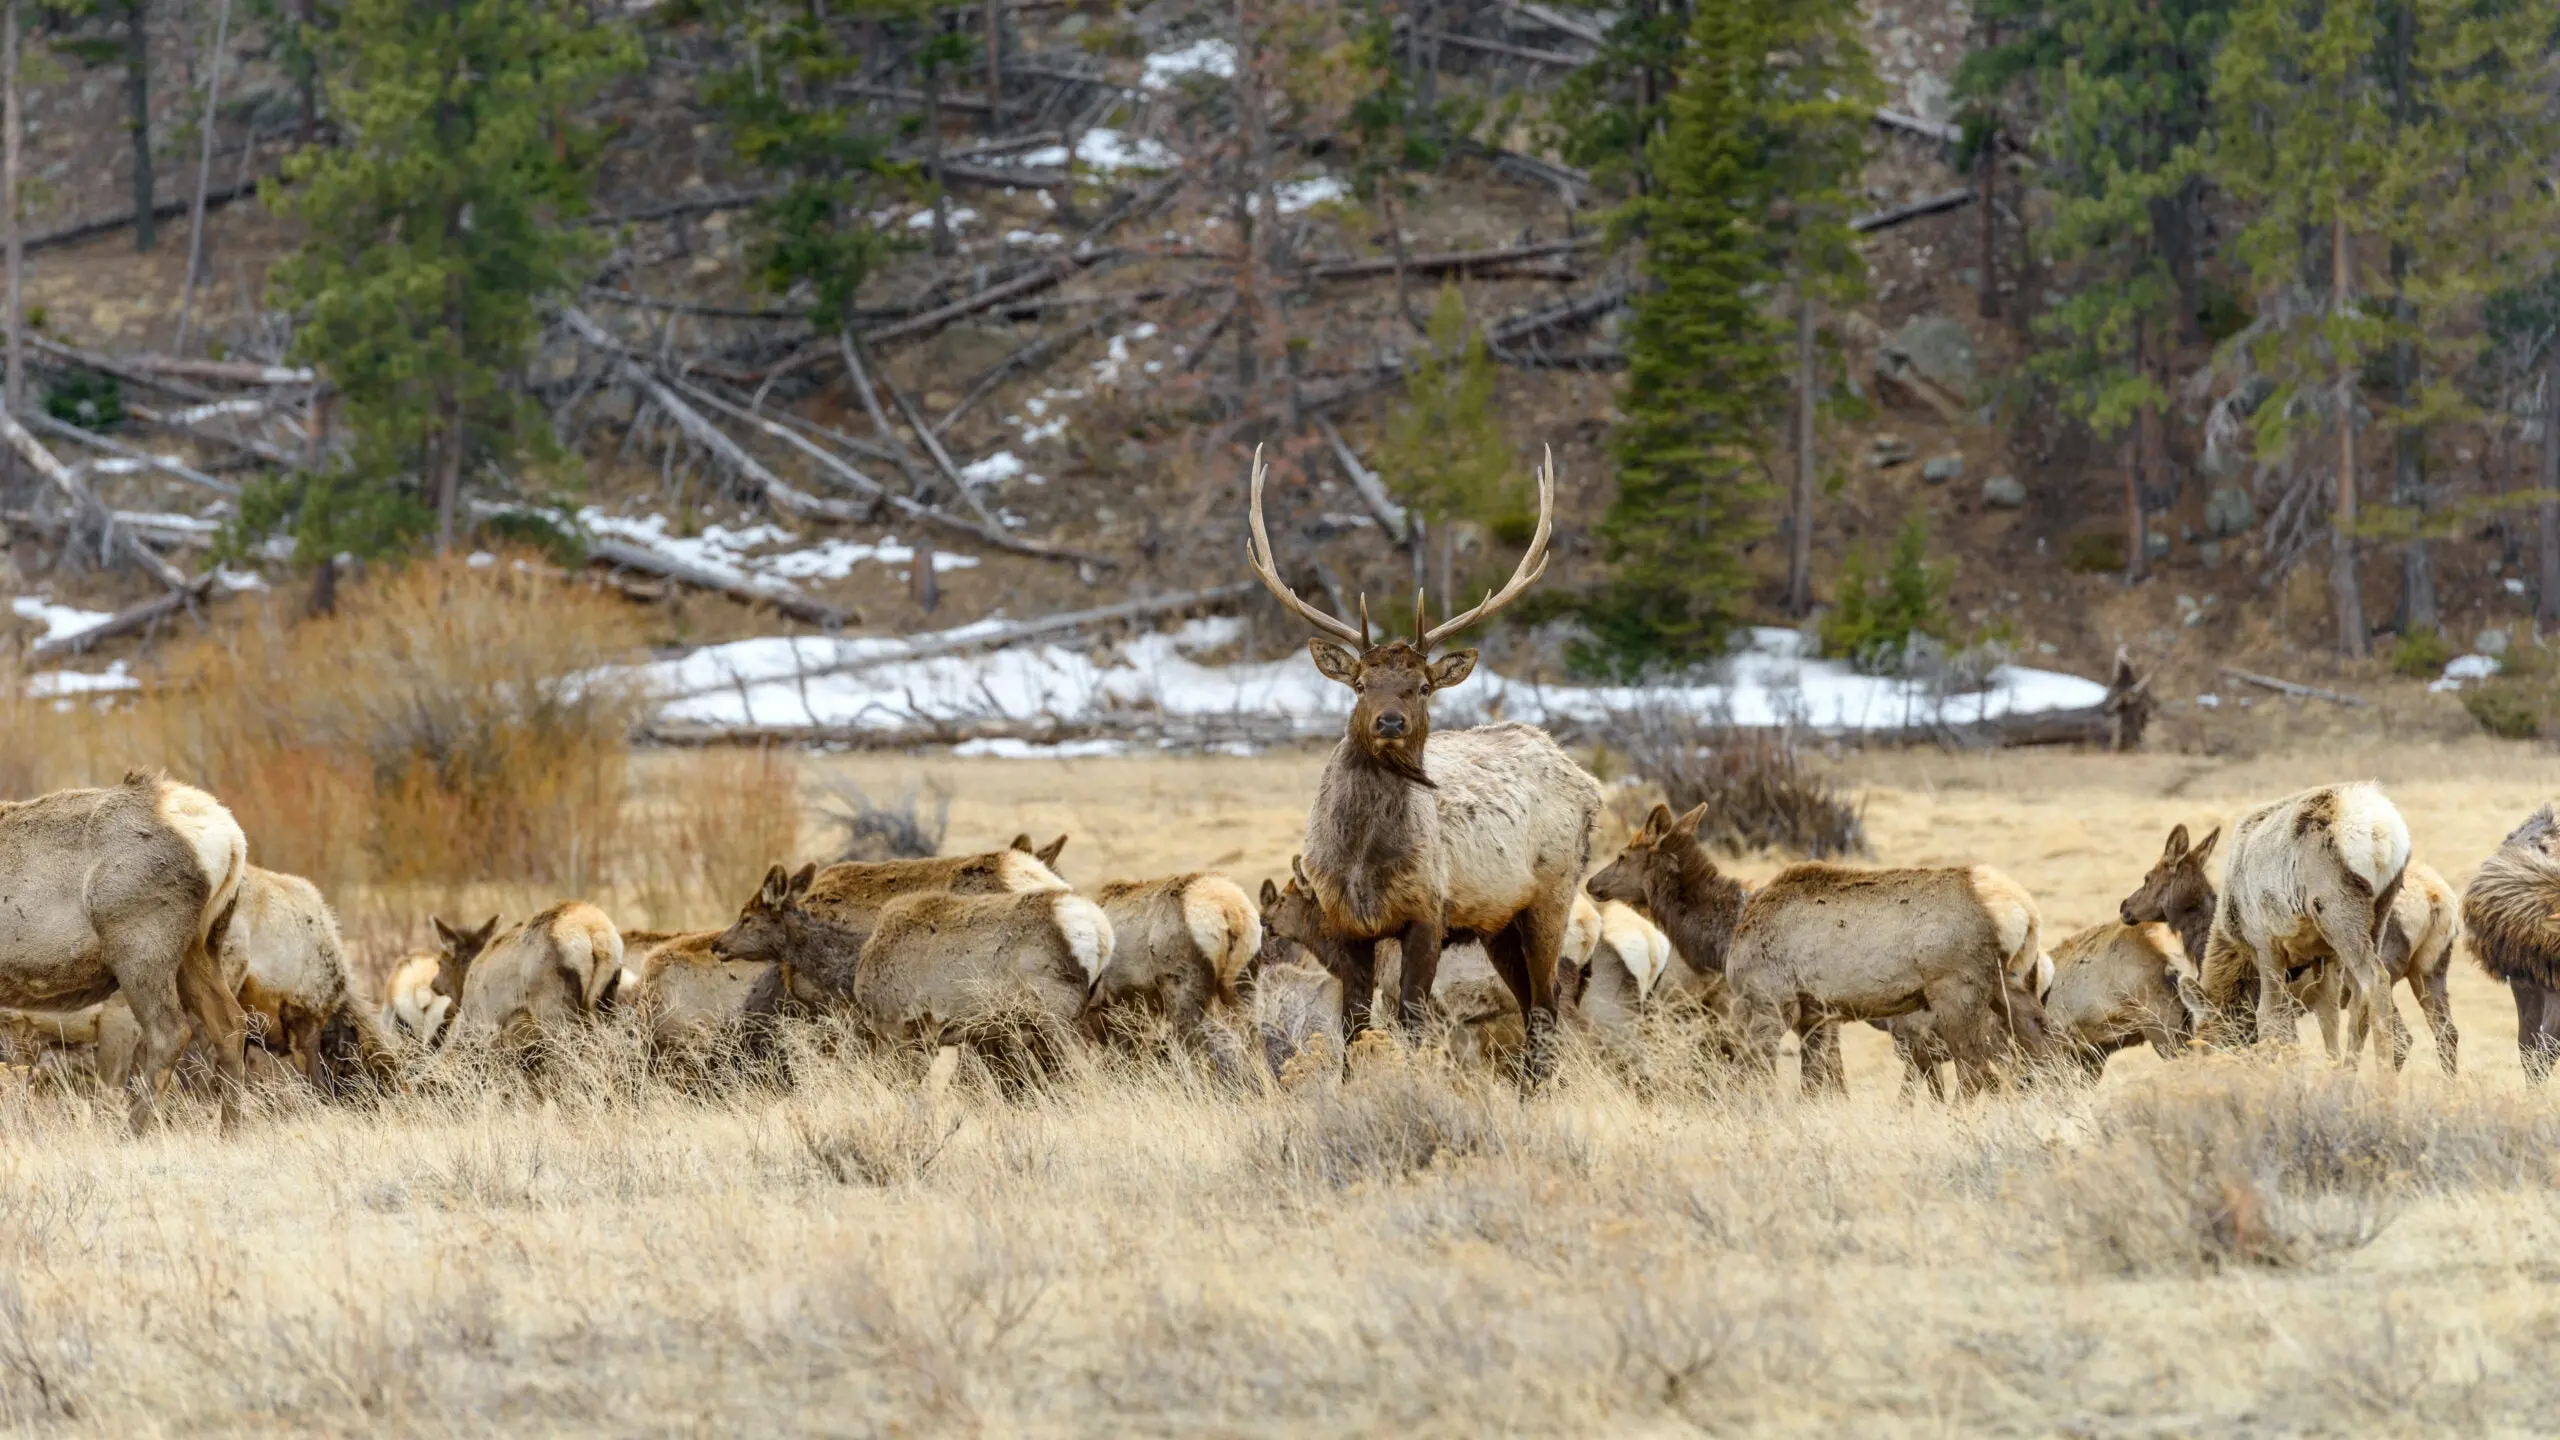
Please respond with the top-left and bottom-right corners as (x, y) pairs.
(739, 845), (1072, 1010)
(1086, 874), (1262, 1045)
(1575, 897), (1674, 1045)
(2038, 921), (2192, 1078)
(439, 903), (625, 1062)
(0, 772), (249, 1128)
(1725, 863), (2052, 1094)
(625, 929), (778, 1072)
(221, 866), (397, 1094)
(2464, 806), (2560, 1080)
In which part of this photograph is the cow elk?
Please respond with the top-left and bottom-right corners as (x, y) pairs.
(1723, 862), (2052, 1095)
(2462, 805), (2560, 1081)
(0, 772), (250, 1128)
(1244, 445), (1601, 1081)
(1086, 873), (1262, 1047)
(2037, 921), (2193, 1079)
(438, 903), (626, 1064)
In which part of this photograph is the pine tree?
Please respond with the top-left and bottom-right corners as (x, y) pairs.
(1580, 0), (1780, 674)
(263, 0), (635, 558)
(2214, 0), (2556, 655)
(1549, 0), (1693, 199)
(700, 0), (900, 331)
(1580, 0), (1870, 674)
(2212, 0), (2396, 656)
(1380, 284), (1521, 611)
(1964, 0), (2228, 586)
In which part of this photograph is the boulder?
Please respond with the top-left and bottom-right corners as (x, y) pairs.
(1921, 454), (1964, 484)
(1882, 315), (1978, 400)
(2204, 484), (2255, 538)
(1980, 474), (2026, 508)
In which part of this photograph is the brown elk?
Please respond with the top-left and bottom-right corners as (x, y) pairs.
(1244, 446), (1601, 1081)
(2466, 805), (2560, 1080)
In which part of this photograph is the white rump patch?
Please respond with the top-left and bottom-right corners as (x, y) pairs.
(2032, 950), (2055, 1001)
(1968, 866), (2041, 980)
(2336, 783), (2413, 890)
(1000, 851), (1071, 893)
(155, 781), (247, 935)
(1053, 895), (1114, 990)
(1599, 902), (1672, 1002)
(1565, 894), (1603, 965)
(1183, 877), (1259, 984)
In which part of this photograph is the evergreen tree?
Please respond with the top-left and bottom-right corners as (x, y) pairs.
(1548, 0), (1692, 200)
(1579, 0), (1870, 674)
(1963, 0), (2228, 585)
(1380, 284), (1521, 610)
(700, 0), (900, 331)
(1580, 0), (1779, 674)
(262, 0), (635, 558)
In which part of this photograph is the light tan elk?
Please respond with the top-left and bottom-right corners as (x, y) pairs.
(715, 866), (1109, 1074)
(0, 772), (249, 1127)
(2465, 805), (2560, 1080)
(2037, 920), (2193, 1079)
(1724, 863), (2053, 1094)
(1244, 445), (1601, 1080)
(1250, 873), (1345, 1082)
(1567, 895), (1672, 1050)
(622, 928), (779, 1072)
(1086, 873), (1261, 1045)
(740, 846), (1072, 1011)
(2126, 792), (2419, 1065)
(223, 866), (397, 1093)
(435, 903), (625, 1062)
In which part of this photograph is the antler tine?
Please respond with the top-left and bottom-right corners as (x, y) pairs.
(1422, 444), (1557, 649)
(1412, 587), (1426, 645)
(1244, 444), (1368, 648)
(1357, 593), (1374, 649)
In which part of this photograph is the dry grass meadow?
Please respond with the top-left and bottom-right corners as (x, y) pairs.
(8, 572), (2560, 1432)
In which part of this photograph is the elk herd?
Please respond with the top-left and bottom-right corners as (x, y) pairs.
(6, 450), (2560, 1130)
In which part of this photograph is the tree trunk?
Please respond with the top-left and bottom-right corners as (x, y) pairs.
(2389, 256), (2435, 634)
(172, 0), (231, 356)
(1975, 20), (1998, 321)
(126, 0), (155, 252)
(4, 0), (22, 418)
(924, 58), (950, 257)
(435, 385), (461, 553)
(2540, 360), (2560, 631)
(294, 0), (315, 142)
(981, 0), (1002, 131)
(2330, 213), (2367, 657)
(2124, 318), (2149, 583)
(1788, 284), (1816, 614)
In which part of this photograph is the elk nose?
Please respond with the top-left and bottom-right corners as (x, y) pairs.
(2119, 901), (2137, 926)
(1374, 712), (1407, 738)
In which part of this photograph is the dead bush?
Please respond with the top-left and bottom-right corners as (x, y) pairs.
(1258, 1062), (1500, 1188)
(1606, 705), (1863, 857)
(825, 780), (951, 862)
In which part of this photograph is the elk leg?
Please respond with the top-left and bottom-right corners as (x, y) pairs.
(2520, 980), (2560, 1085)
(2250, 945), (2298, 1049)
(1503, 901), (1569, 1086)
(2419, 965), (2458, 1076)
(2307, 964), (2345, 1063)
(1800, 1017), (1847, 1097)
(174, 942), (249, 1130)
(2313, 906), (2390, 1078)
(1326, 934), (1379, 1045)
(1395, 919), (1444, 1034)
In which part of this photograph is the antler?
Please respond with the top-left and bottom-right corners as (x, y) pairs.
(1245, 445), (1370, 648)
(1421, 445), (1556, 650)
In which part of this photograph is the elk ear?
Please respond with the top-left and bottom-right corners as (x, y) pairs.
(1641, 803), (1676, 839)
(789, 862), (818, 897)
(1668, 803), (1708, 843)
(2186, 827), (2219, 869)
(2161, 824), (2190, 863)
(759, 864), (790, 907)
(1425, 648), (1477, 690)
(1309, 639), (1361, 686)
(1291, 853), (1312, 888)
(1010, 833), (1035, 853)
(1036, 835), (1068, 867)
(470, 916), (499, 949)
(1260, 878), (1281, 909)
(432, 916), (459, 949)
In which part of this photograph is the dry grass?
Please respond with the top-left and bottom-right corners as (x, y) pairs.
(0, 1022), (2551, 1434)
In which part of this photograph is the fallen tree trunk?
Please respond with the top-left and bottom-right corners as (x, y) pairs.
(1821, 652), (2156, 750)
(24, 169), (270, 255)
(640, 710), (1324, 751)
(659, 581), (1259, 702)
(585, 536), (853, 629)
(28, 412), (239, 495)
(1851, 188), (1976, 234)
(861, 247), (1119, 348)
(0, 412), (191, 590)
(30, 570), (217, 660)
(1305, 237), (1595, 283)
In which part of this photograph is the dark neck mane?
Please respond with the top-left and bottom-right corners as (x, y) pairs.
(2170, 884), (2214, 974)
(1654, 848), (1747, 975)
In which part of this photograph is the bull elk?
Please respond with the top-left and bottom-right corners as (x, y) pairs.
(1244, 445), (1601, 1081)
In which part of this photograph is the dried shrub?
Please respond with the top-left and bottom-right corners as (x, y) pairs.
(1258, 1063), (1499, 1188)
(630, 746), (803, 921)
(2048, 1058), (2560, 1274)
(826, 781), (951, 861)
(1609, 705), (1864, 857)
(136, 553), (648, 895)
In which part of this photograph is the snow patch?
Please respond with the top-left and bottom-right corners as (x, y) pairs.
(27, 661), (139, 699)
(9, 596), (114, 644)
(960, 451), (1033, 486)
(581, 511), (979, 586)
(628, 622), (2112, 745)
(953, 737), (1129, 759)
(1250, 176), (1349, 215)
(907, 206), (979, 231)
(2431, 653), (2500, 693)
(1142, 39), (1236, 89)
